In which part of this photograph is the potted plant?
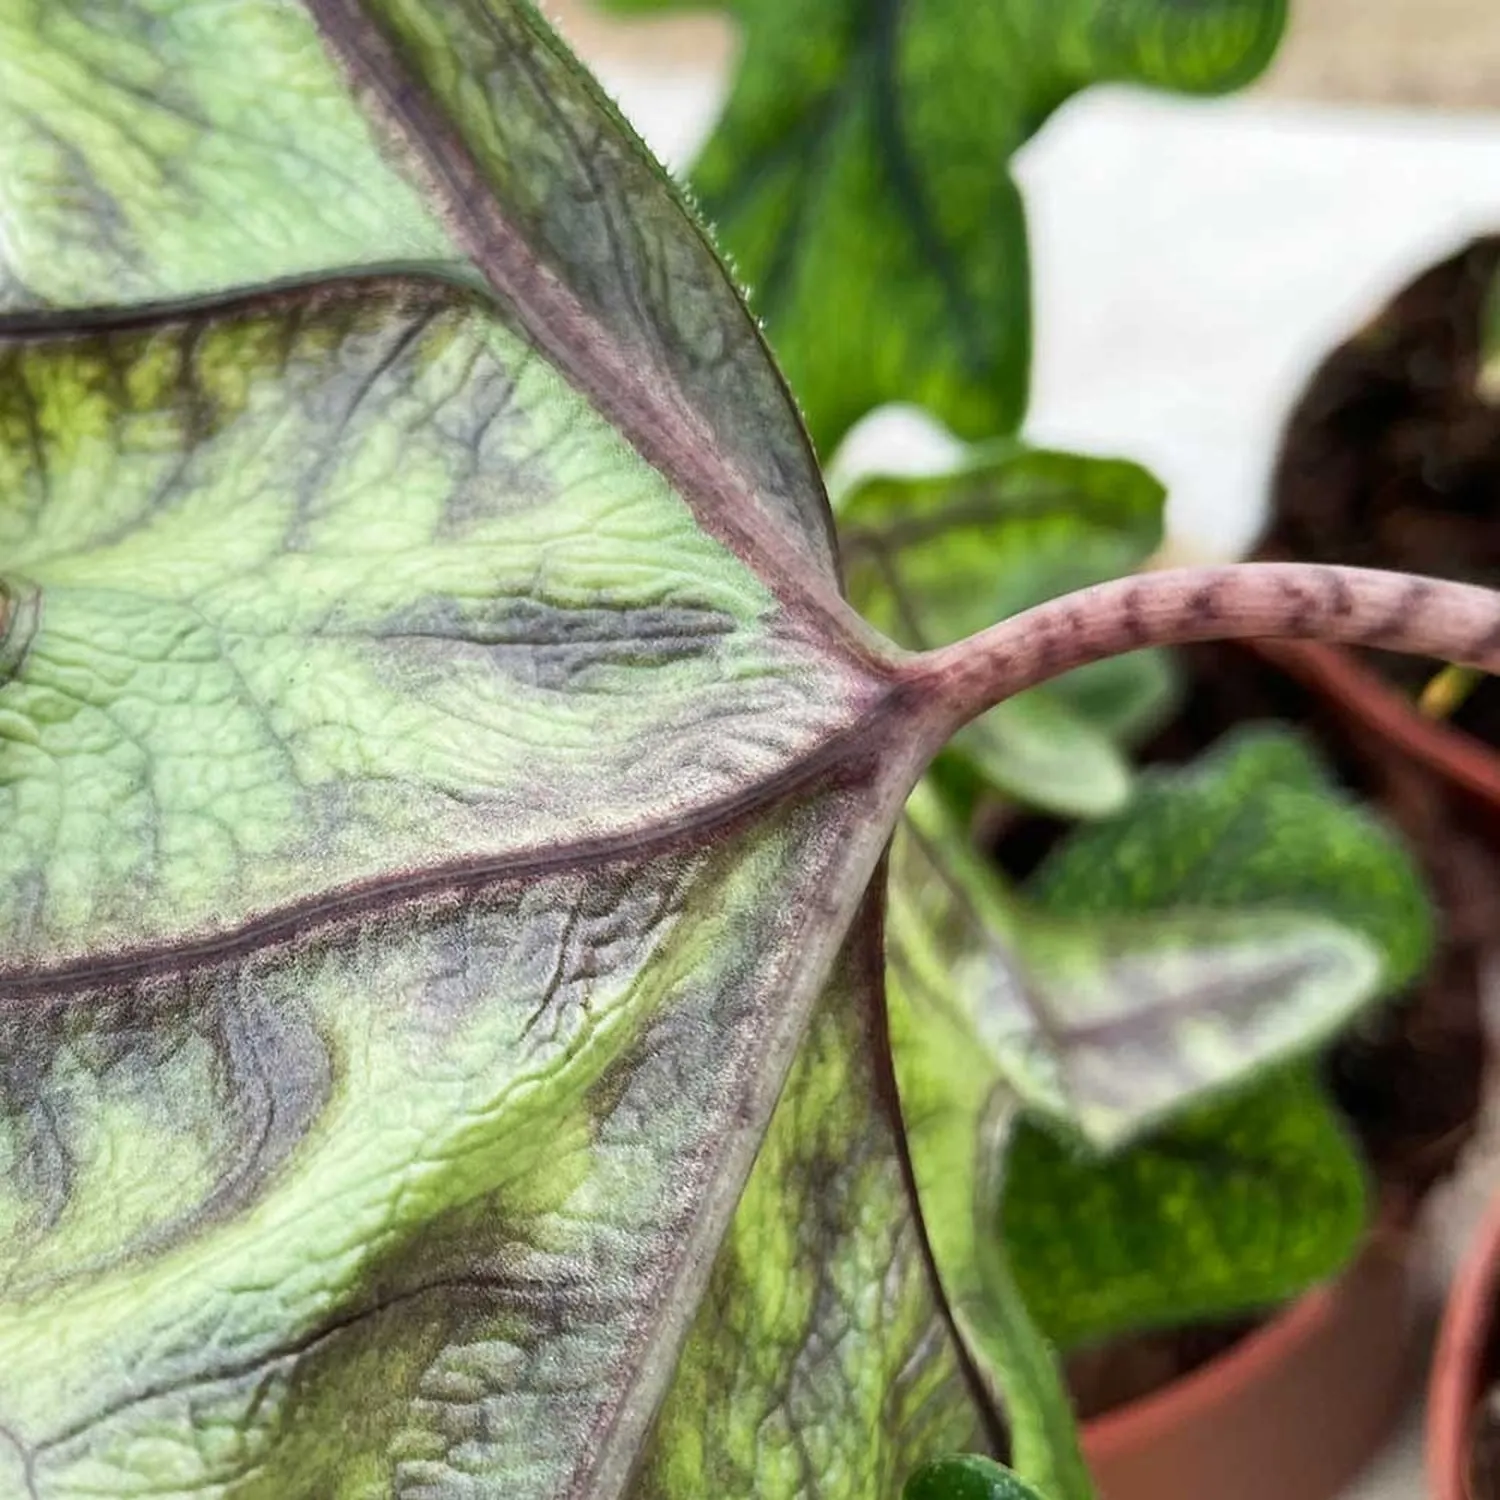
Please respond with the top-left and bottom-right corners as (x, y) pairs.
(2, 4), (1497, 1500)
(590, 0), (1496, 1494)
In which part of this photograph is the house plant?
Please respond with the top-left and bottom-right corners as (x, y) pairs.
(2, 3), (1499, 1499)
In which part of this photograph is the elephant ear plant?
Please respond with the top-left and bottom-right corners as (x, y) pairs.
(0, 4), (1498, 1499)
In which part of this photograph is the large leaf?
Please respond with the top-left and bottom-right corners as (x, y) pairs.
(840, 446), (1175, 817)
(0, 6), (987, 1494)
(1, 0), (837, 577)
(886, 730), (1428, 1484)
(601, 0), (1287, 452)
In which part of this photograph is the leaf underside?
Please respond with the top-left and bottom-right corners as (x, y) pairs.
(0, 3), (988, 1497)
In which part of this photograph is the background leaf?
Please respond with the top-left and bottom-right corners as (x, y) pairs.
(840, 447), (1176, 817)
(612, 0), (1288, 452)
(1003, 1069), (1366, 1350)
(887, 728), (1428, 1460)
(997, 727), (1431, 1350)
(904, 1454), (1051, 1500)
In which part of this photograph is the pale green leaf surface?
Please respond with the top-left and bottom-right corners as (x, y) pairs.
(0, 0), (453, 308)
(633, 894), (982, 1500)
(0, 797), (910, 1498)
(608, 0), (1287, 451)
(0, 2), (1001, 1494)
(0, 283), (861, 968)
(840, 448), (1174, 817)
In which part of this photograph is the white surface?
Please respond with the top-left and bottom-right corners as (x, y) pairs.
(572, 38), (1500, 1498)
(1344, 1392), (1427, 1499)
(1019, 92), (1500, 557)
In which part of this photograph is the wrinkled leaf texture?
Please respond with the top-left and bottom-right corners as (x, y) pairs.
(0, 2), (987, 1496)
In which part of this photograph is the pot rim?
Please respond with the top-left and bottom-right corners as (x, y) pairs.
(1082, 1270), (1347, 1456)
(1244, 638), (1500, 813)
(1429, 1192), (1500, 1499)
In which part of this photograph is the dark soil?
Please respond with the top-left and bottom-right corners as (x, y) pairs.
(1034, 236), (1500, 1420)
(1262, 233), (1500, 741)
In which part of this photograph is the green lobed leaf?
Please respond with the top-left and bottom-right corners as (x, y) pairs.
(608, 0), (1287, 452)
(996, 728), (1428, 1350)
(0, 3), (998, 1495)
(840, 447), (1176, 818)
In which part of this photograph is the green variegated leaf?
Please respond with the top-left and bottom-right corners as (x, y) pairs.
(886, 731), (1428, 1486)
(992, 728), (1426, 1351)
(600, 0), (1287, 451)
(0, 3), (1473, 1498)
(840, 448), (1176, 818)
(1004, 1069), (1366, 1352)
(634, 893), (985, 1499)
(0, 269), (949, 1498)
(2, 0), (836, 578)
(0, 5), (1001, 1493)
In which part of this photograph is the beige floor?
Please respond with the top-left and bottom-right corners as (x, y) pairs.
(546, 0), (1500, 112)
(1266, 0), (1500, 110)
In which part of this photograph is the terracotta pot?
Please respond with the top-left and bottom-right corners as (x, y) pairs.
(1429, 1194), (1500, 1499)
(1079, 1221), (1416, 1500)
(1244, 638), (1500, 826)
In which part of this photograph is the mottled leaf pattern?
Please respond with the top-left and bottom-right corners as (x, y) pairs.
(633, 895), (982, 1500)
(841, 447), (1174, 816)
(0, 2), (984, 1494)
(1004, 1069), (1366, 1351)
(0, 283), (861, 966)
(0, 1), (451, 308)
(602, 0), (1287, 451)
(0, 1), (1451, 1497)
(997, 729), (1427, 1350)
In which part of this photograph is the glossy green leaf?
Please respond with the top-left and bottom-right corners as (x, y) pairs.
(0, 4), (1000, 1494)
(904, 1454), (1050, 1500)
(614, 0), (1287, 452)
(887, 730), (1427, 1484)
(840, 448), (1175, 817)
